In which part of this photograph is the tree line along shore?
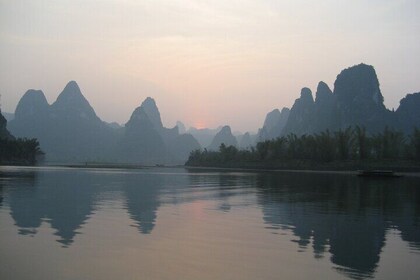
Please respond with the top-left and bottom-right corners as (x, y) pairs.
(186, 126), (420, 171)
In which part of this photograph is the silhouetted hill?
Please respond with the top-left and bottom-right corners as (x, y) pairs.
(282, 88), (315, 136)
(262, 109), (281, 133)
(238, 132), (255, 149)
(139, 97), (163, 129)
(187, 126), (222, 148)
(313, 81), (335, 133)
(396, 92), (420, 134)
(14, 90), (49, 122)
(9, 90), (51, 144)
(9, 81), (116, 162)
(208, 125), (237, 151)
(258, 63), (418, 137)
(9, 84), (200, 164)
(257, 108), (289, 141)
(118, 97), (200, 164)
(176, 121), (186, 134)
(333, 63), (392, 132)
(122, 97), (200, 163)
(121, 105), (168, 164)
(51, 81), (100, 123)
(168, 133), (201, 163)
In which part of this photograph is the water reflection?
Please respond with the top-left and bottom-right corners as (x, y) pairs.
(186, 170), (257, 212)
(0, 167), (419, 279)
(123, 173), (162, 234)
(256, 172), (420, 279)
(7, 169), (100, 246)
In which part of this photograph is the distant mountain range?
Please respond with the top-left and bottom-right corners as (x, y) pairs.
(4, 63), (419, 164)
(258, 63), (420, 141)
(4, 80), (247, 163)
(7, 81), (200, 164)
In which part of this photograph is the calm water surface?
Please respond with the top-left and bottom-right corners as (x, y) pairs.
(0, 166), (419, 280)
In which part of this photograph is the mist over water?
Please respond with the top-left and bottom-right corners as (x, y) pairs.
(1, 166), (419, 280)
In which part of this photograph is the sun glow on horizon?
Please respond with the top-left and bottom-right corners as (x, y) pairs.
(193, 120), (207, 130)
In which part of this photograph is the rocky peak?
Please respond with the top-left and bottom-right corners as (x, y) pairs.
(278, 107), (290, 125)
(293, 87), (315, 111)
(263, 109), (281, 131)
(315, 81), (333, 104)
(54, 81), (85, 105)
(281, 88), (315, 136)
(51, 81), (99, 121)
(176, 121), (186, 134)
(239, 132), (253, 149)
(332, 63), (388, 131)
(126, 106), (154, 130)
(396, 92), (420, 114)
(208, 125), (237, 150)
(300, 87), (314, 103)
(290, 87), (315, 114)
(139, 97), (163, 129)
(219, 125), (233, 136)
(312, 82), (336, 133)
(14, 89), (49, 120)
(396, 92), (420, 133)
(258, 107), (290, 141)
(334, 63), (385, 109)
(280, 107), (290, 115)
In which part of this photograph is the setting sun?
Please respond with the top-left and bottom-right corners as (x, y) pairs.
(193, 120), (207, 130)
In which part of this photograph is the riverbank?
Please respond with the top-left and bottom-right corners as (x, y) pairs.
(185, 159), (420, 173)
(2, 160), (420, 175)
(2, 163), (420, 178)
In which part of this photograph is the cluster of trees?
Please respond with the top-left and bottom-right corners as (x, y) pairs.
(186, 127), (420, 167)
(0, 138), (43, 165)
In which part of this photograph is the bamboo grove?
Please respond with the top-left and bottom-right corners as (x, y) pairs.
(186, 127), (420, 168)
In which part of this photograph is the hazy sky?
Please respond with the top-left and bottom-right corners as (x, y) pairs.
(1, 0), (419, 132)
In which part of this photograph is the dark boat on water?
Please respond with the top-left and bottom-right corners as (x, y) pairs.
(357, 170), (403, 178)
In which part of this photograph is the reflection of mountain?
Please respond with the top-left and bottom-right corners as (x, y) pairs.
(7, 169), (100, 246)
(123, 173), (162, 234)
(42, 172), (99, 246)
(186, 169), (257, 212)
(256, 173), (420, 279)
(1, 167), (419, 278)
(5, 168), (168, 244)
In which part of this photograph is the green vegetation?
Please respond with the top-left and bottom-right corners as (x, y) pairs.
(0, 138), (44, 165)
(186, 127), (420, 171)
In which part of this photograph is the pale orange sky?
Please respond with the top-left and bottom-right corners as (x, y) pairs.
(1, 0), (419, 132)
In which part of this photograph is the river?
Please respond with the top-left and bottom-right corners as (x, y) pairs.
(0, 166), (419, 279)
